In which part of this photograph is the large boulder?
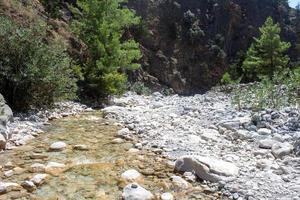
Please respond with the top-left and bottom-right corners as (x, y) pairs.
(175, 156), (239, 182)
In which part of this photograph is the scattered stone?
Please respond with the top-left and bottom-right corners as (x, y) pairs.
(121, 169), (143, 182)
(161, 192), (174, 200)
(171, 176), (190, 190)
(49, 141), (67, 151)
(272, 143), (294, 159)
(256, 159), (273, 170)
(259, 139), (278, 149)
(175, 156), (239, 182)
(117, 128), (130, 137)
(45, 162), (66, 175)
(30, 163), (46, 173)
(0, 182), (22, 193)
(30, 174), (48, 186)
(0, 134), (6, 150)
(122, 183), (154, 200)
(200, 129), (220, 141)
(183, 172), (197, 182)
(4, 170), (14, 177)
(258, 128), (272, 135)
(21, 181), (36, 192)
(112, 138), (124, 144)
(73, 144), (89, 151)
(128, 148), (140, 154)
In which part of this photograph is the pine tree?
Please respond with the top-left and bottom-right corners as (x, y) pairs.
(242, 17), (291, 80)
(73, 0), (142, 98)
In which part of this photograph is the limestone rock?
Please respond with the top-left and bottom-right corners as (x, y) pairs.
(175, 156), (239, 182)
(30, 163), (46, 173)
(122, 183), (154, 200)
(21, 181), (36, 192)
(30, 174), (48, 186)
(121, 169), (142, 182)
(272, 143), (294, 159)
(45, 162), (66, 175)
(49, 141), (67, 151)
(259, 139), (278, 149)
(161, 192), (174, 200)
(171, 176), (190, 190)
(0, 134), (6, 150)
(258, 128), (272, 135)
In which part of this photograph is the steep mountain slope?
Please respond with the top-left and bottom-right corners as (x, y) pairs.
(128, 0), (298, 94)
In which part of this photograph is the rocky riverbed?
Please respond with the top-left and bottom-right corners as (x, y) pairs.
(0, 112), (221, 200)
(103, 90), (300, 200)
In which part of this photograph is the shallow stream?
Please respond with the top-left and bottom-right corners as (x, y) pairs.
(0, 112), (219, 199)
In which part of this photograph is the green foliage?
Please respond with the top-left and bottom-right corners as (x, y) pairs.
(0, 16), (78, 110)
(232, 68), (300, 110)
(130, 82), (151, 95)
(72, 0), (142, 99)
(221, 72), (234, 85)
(40, 0), (62, 18)
(242, 17), (291, 80)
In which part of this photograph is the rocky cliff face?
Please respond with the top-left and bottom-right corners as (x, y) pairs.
(0, 94), (13, 149)
(128, 0), (298, 94)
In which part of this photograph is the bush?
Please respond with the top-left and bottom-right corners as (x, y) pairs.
(0, 16), (78, 110)
(130, 82), (151, 95)
(232, 68), (300, 110)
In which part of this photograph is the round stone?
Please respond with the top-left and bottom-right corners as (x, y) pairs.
(49, 141), (67, 151)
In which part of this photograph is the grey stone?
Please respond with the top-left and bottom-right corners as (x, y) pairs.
(259, 139), (278, 149)
(30, 163), (46, 173)
(0, 134), (6, 150)
(175, 156), (239, 182)
(161, 192), (174, 200)
(49, 141), (67, 151)
(30, 174), (48, 186)
(121, 169), (142, 182)
(258, 128), (272, 135)
(171, 175), (190, 190)
(272, 143), (294, 159)
(122, 183), (154, 200)
(21, 181), (36, 192)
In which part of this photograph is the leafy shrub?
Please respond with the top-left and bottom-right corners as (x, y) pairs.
(130, 82), (151, 95)
(0, 16), (78, 110)
(232, 68), (300, 110)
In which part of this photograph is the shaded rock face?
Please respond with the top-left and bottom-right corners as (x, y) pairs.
(0, 94), (13, 149)
(128, 0), (296, 94)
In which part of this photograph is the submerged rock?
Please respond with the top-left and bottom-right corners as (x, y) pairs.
(121, 169), (143, 182)
(175, 156), (239, 182)
(30, 174), (48, 186)
(49, 141), (67, 151)
(30, 163), (46, 173)
(21, 181), (36, 192)
(73, 144), (89, 151)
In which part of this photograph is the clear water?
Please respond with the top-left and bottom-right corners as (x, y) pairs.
(0, 112), (219, 199)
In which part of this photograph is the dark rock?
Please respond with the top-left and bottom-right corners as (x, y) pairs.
(127, 0), (297, 94)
